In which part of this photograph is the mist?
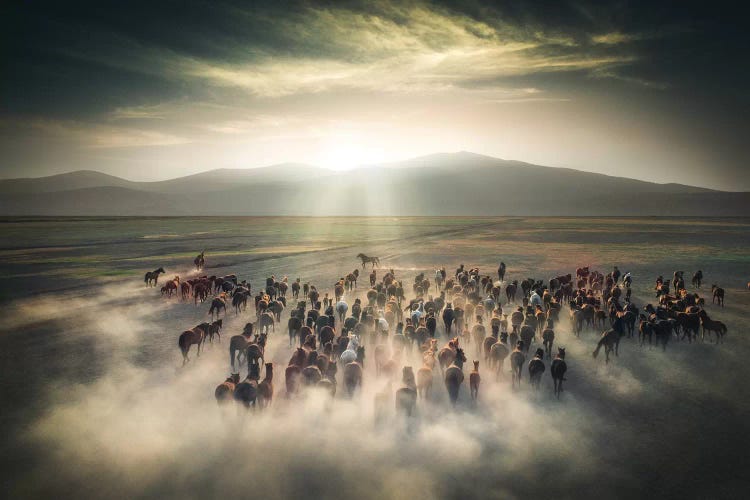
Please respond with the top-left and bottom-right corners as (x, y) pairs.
(4, 259), (748, 500)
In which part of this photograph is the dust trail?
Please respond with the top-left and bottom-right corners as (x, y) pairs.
(3, 264), (749, 499)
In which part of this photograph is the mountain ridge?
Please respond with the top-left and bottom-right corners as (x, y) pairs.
(1, 152), (745, 216)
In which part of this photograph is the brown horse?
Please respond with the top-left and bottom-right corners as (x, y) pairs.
(444, 347), (467, 406)
(180, 281), (191, 300)
(194, 251), (205, 271)
(469, 360), (480, 401)
(510, 343), (525, 389)
(144, 267), (165, 287)
(550, 347), (567, 398)
(257, 363), (274, 408)
(178, 323), (208, 365)
(229, 324), (254, 371)
(357, 253), (380, 269)
(437, 337), (459, 375)
(528, 348), (545, 391)
(490, 341), (510, 380)
(209, 296), (227, 320)
(215, 373), (239, 404)
(698, 310), (727, 343)
(206, 319), (222, 343)
(395, 366), (418, 417)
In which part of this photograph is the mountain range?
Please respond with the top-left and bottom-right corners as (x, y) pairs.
(1, 152), (747, 216)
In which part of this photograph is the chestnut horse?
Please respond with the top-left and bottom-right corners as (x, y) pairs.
(178, 323), (208, 364)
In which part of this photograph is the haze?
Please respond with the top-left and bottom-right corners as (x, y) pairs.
(1, 1), (748, 190)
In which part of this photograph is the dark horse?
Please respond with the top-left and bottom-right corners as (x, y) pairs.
(144, 267), (165, 287)
(550, 347), (567, 399)
(356, 253), (380, 269)
(711, 285), (725, 307)
(209, 296), (227, 320)
(444, 347), (467, 407)
(229, 324), (254, 372)
(194, 251), (205, 271)
(592, 316), (626, 363)
(178, 323), (208, 365)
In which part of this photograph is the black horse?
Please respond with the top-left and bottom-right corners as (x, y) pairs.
(144, 267), (165, 287)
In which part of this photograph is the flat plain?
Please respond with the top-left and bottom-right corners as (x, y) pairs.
(1, 216), (749, 499)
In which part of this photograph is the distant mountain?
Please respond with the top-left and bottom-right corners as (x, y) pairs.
(1, 152), (746, 216)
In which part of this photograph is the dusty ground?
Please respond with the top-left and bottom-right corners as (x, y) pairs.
(1, 217), (748, 499)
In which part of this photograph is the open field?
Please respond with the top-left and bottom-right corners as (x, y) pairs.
(1, 217), (749, 499)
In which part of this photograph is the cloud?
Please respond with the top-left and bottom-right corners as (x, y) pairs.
(21, 118), (190, 148)
(590, 32), (645, 45)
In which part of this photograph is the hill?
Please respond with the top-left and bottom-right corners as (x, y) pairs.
(1, 152), (746, 216)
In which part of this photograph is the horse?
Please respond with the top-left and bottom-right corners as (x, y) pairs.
(194, 251), (205, 271)
(489, 341), (509, 380)
(542, 327), (554, 359)
(215, 373), (240, 404)
(180, 281), (191, 301)
(246, 333), (267, 376)
(711, 285), (724, 307)
(232, 292), (248, 314)
(257, 311), (275, 334)
(335, 300), (348, 324)
(528, 348), (545, 391)
(343, 358), (363, 397)
(437, 337), (459, 375)
(469, 360), (480, 401)
(444, 348), (467, 407)
(395, 366), (418, 417)
(592, 317), (626, 363)
(550, 347), (567, 399)
(505, 280), (518, 304)
(178, 323), (208, 365)
(229, 324), (254, 371)
(209, 296), (226, 320)
(698, 310), (727, 343)
(144, 267), (165, 287)
(510, 342), (525, 389)
(257, 363), (274, 408)
(233, 373), (258, 409)
(357, 253), (380, 269)
(206, 319), (222, 343)
(288, 316), (303, 347)
(691, 270), (703, 289)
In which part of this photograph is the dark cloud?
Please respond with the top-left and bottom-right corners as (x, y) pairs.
(0, 0), (747, 188)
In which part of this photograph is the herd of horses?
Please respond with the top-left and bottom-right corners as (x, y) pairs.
(150, 253), (731, 414)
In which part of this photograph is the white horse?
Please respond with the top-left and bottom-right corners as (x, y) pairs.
(339, 335), (359, 365)
(377, 314), (389, 335)
(336, 300), (348, 323)
(410, 301), (425, 326)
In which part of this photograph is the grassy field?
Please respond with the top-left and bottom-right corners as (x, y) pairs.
(0, 216), (748, 499)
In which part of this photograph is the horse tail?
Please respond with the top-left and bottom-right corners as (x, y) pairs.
(230, 345), (236, 368)
(178, 333), (188, 354)
(592, 337), (605, 358)
(144, 273), (150, 283)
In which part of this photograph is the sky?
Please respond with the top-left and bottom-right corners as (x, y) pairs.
(1, 0), (748, 190)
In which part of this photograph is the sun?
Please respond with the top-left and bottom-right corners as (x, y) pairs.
(317, 139), (387, 170)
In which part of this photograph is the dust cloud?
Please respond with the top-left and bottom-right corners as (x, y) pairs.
(3, 267), (748, 500)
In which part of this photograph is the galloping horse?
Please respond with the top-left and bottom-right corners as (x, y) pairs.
(592, 317), (626, 363)
(194, 251), (205, 271)
(711, 285), (725, 307)
(178, 323), (209, 364)
(144, 267), (165, 287)
(356, 253), (380, 269)
(550, 347), (567, 398)
(444, 348), (467, 406)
